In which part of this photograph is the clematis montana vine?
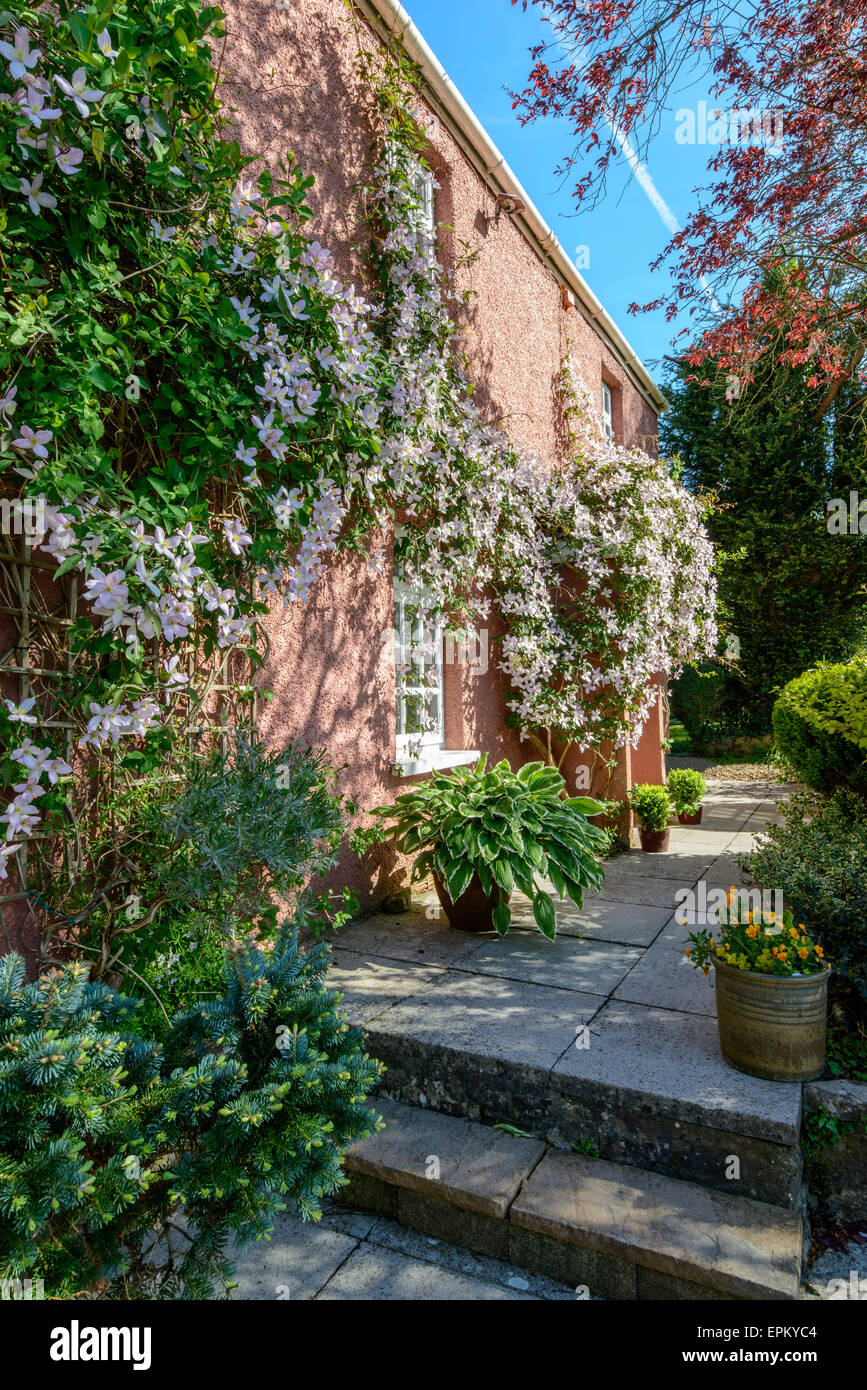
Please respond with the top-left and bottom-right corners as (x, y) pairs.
(367, 132), (716, 762)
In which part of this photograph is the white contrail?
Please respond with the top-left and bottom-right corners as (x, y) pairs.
(558, 37), (723, 315)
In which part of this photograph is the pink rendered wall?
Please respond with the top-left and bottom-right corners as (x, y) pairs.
(217, 0), (662, 904)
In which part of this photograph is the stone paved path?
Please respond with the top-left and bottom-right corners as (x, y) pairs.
(227, 777), (865, 1300)
(229, 1196), (577, 1300)
(324, 779), (805, 1168)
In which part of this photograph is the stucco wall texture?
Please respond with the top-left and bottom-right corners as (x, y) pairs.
(219, 0), (664, 904)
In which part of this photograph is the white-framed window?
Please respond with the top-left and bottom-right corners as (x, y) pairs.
(394, 568), (445, 757)
(601, 381), (614, 442)
(384, 144), (437, 267)
(391, 531), (480, 776)
(413, 168), (436, 267)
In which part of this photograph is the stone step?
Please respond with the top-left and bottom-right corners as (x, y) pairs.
(334, 946), (804, 1208)
(330, 779), (803, 1211)
(341, 1098), (803, 1300)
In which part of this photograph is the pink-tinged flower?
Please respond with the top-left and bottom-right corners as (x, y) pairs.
(1, 791), (41, 840)
(54, 144), (83, 175)
(0, 27), (41, 80)
(18, 173), (56, 216)
(229, 295), (260, 329)
(4, 697), (37, 725)
(158, 594), (193, 643)
(161, 655), (189, 696)
(149, 219), (176, 243)
(0, 842), (22, 879)
(0, 383), (17, 424)
(44, 755), (71, 784)
(16, 90), (61, 129)
(13, 422), (52, 457)
(9, 738), (47, 770)
(235, 442), (257, 469)
(13, 773), (45, 797)
(223, 518), (252, 555)
(55, 68), (104, 119)
(96, 29), (120, 61)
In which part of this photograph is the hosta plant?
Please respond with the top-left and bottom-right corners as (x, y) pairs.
(355, 756), (607, 938)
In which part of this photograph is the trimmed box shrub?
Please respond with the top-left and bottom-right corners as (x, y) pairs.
(772, 661), (867, 798)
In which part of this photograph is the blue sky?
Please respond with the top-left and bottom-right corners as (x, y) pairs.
(406, 0), (717, 388)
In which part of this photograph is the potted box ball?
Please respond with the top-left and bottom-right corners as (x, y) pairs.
(628, 783), (673, 852)
(666, 767), (707, 825)
(686, 890), (830, 1081)
(360, 755), (608, 936)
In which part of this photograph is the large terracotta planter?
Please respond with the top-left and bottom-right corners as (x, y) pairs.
(638, 827), (670, 852)
(712, 952), (830, 1082)
(433, 871), (505, 932)
(677, 807), (703, 826)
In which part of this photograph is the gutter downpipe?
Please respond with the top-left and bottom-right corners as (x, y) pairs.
(359, 0), (668, 415)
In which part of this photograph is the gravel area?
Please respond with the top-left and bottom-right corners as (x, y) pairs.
(667, 754), (788, 783)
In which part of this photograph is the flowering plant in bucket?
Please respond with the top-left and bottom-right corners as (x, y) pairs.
(686, 890), (828, 977)
(686, 888), (831, 1082)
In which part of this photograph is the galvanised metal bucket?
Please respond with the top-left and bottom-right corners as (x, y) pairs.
(712, 953), (830, 1082)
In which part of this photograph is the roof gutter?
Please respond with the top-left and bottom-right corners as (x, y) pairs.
(357, 0), (668, 415)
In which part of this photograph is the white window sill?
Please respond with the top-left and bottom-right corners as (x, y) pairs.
(392, 748), (481, 777)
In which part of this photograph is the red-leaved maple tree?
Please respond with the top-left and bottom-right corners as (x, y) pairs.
(511, 0), (867, 417)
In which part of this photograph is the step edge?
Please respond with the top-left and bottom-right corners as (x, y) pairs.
(509, 1203), (801, 1300)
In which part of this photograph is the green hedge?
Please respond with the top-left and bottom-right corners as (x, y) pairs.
(772, 661), (867, 797)
(744, 791), (867, 1003)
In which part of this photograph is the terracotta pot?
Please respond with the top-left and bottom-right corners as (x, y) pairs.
(677, 807), (703, 825)
(638, 827), (670, 852)
(433, 870), (505, 932)
(712, 952), (830, 1082)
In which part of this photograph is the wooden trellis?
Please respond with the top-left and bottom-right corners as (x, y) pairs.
(0, 531), (259, 967)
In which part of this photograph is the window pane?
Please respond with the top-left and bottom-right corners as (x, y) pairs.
(394, 555), (444, 746)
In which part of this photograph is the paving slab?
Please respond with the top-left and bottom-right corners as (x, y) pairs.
(552, 998), (802, 1143)
(665, 829), (739, 852)
(363, 1216), (578, 1299)
(230, 1215), (357, 1300)
(333, 910), (486, 968)
(314, 1244), (536, 1300)
(727, 830), (761, 851)
(582, 876), (695, 910)
(612, 919), (718, 1017)
(701, 854), (757, 889)
(510, 1151), (801, 1299)
(512, 895), (671, 947)
(328, 949), (444, 1025)
(346, 1096), (545, 1217)
(366, 969), (606, 1073)
(454, 930), (642, 996)
(604, 848), (718, 882)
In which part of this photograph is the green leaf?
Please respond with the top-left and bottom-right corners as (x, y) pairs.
(445, 857), (474, 903)
(491, 858), (514, 895)
(532, 891), (557, 940)
(563, 797), (605, 816)
(492, 900), (511, 936)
